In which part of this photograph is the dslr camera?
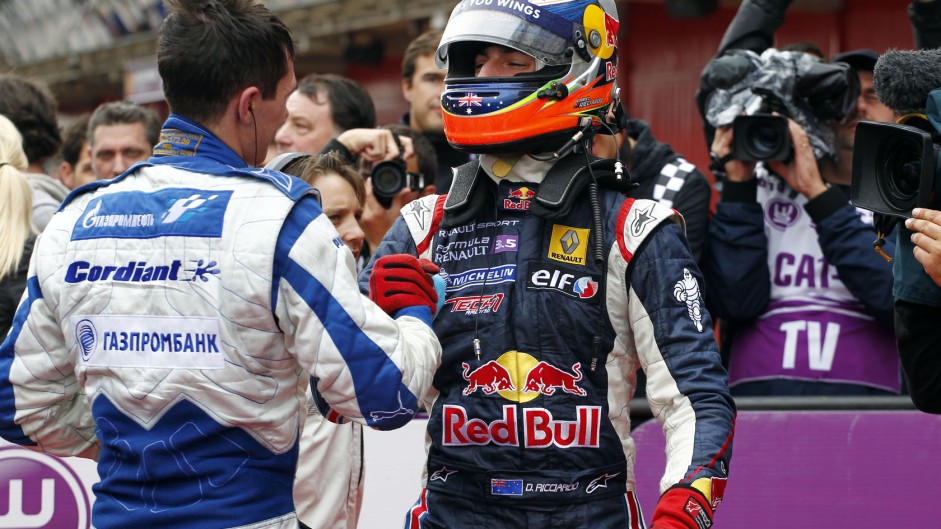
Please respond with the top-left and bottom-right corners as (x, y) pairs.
(370, 157), (426, 208)
(704, 48), (859, 163)
(851, 115), (941, 218)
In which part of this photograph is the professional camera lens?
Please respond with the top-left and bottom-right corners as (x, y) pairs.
(851, 120), (937, 218)
(371, 159), (407, 199)
(747, 122), (784, 159)
(731, 114), (792, 162)
(883, 141), (923, 204)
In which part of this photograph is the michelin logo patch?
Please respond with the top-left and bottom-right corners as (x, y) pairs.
(73, 188), (232, 240)
(445, 265), (516, 292)
(673, 267), (704, 332)
(72, 315), (224, 369)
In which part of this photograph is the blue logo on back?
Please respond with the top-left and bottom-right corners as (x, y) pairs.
(76, 319), (97, 361)
(73, 188), (232, 240)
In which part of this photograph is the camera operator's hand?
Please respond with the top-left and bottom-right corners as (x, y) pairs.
(335, 128), (415, 164)
(768, 118), (829, 200)
(710, 126), (755, 182)
(905, 208), (941, 287)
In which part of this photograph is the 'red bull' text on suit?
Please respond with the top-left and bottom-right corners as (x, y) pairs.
(360, 155), (735, 528)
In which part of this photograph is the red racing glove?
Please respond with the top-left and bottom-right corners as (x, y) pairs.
(368, 255), (440, 316)
(650, 485), (715, 529)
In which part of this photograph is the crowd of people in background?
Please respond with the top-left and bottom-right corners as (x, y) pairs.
(1, 0), (940, 528)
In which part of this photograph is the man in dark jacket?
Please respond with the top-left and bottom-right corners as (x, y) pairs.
(400, 30), (472, 194)
(593, 112), (711, 261)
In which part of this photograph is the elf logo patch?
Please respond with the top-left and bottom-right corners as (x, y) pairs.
(527, 262), (598, 302)
(548, 225), (589, 265)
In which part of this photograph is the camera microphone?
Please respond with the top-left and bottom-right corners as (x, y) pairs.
(873, 49), (941, 116)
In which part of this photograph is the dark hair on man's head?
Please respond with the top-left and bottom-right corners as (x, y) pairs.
(295, 74), (376, 133)
(60, 114), (90, 166)
(402, 30), (443, 83)
(158, 0), (295, 123)
(0, 73), (62, 163)
(284, 151), (366, 206)
(383, 124), (437, 183)
(87, 101), (161, 148)
(781, 41), (827, 61)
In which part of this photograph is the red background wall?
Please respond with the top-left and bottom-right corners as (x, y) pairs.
(619, 0), (916, 186)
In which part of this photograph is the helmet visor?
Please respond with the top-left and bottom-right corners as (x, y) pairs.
(436, 3), (575, 71)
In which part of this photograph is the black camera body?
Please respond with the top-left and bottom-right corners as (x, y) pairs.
(704, 49), (858, 162)
(732, 114), (792, 162)
(851, 117), (941, 218)
(371, 157), (425, 208)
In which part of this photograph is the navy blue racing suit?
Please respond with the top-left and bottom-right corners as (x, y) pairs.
(361, 155), (735, 528)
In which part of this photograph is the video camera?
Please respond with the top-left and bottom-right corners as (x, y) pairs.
(703, 48), (859, 163)
(851, 115), (941, 218)
(851, 49), (941, 219)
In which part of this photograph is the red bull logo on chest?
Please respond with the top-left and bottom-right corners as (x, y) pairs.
(503, 186), (536, 211)
(443, 404), (601, 448)
(461, 351), (587, 402)
(449, 351), (600, 448)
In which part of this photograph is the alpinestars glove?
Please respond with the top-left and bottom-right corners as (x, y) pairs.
(368, 255), (440, 316)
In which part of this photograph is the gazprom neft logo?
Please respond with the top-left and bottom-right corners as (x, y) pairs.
(0, 448), (91, 529)
(71, 315), (224, 369)
(80, 199), (154, 229)
(72, 188), (232, 240)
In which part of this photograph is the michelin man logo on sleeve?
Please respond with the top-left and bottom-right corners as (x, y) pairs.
(673, 268), (704, 332)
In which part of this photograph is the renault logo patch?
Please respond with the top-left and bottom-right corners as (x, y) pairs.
(548, 225), (589, 265)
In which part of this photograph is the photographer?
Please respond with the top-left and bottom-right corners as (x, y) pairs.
(699, 1), (901, 397)
(897, 206), (941, 413)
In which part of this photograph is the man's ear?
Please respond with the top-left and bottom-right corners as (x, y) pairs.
(401, 77), (414, 104)
(56, 161), (74, 188)
(238, 87), (260, 123)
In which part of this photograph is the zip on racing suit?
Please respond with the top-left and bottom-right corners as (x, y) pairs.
(361, 153), (735, 528)
(0, 115), (441, 529)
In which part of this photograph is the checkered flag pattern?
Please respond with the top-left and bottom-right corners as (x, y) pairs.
(652, 158), (696, 209)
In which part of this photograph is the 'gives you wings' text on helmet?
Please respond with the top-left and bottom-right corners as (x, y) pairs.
(436, 0), (620, 154)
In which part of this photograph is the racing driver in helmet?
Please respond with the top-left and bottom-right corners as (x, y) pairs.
(361, 1), (735, 527)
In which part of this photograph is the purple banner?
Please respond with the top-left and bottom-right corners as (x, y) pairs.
(632, 410), (941, 527)
(0, 447), (91, 528)
(729, 308), (900, 391)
